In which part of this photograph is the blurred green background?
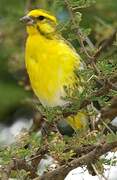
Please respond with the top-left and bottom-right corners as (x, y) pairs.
(0, 0), (116, 123)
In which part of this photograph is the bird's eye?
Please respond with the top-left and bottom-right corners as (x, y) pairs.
(37, 16), (45, 21)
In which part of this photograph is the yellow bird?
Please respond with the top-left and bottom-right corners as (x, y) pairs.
(20, 9), (88, 131)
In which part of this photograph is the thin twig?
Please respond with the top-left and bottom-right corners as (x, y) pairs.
(91, 164), (104, 180)
(64, 0), (101, 75)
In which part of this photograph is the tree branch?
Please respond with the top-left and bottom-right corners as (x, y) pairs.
(38, 141), (117, 180)
(0, 145), (48, 179)
(95, 96), (117, 128)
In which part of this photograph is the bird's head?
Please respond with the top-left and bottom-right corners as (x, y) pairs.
(20, 9), (57, 36)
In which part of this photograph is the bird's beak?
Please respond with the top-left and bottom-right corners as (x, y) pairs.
(20, 15), (34, 25)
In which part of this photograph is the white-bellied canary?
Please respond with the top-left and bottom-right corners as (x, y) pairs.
(20, 9), (88, 131)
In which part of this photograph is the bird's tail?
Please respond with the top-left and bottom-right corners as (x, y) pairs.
(67, 111), (89, 132)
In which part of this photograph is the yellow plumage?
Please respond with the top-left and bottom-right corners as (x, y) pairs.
(21, 9), (88, 130)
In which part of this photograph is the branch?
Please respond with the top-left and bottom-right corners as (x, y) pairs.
(64, 0), (101, 75)
(95, 96), (117, 128)
(64, 0), (94, 57)
(0, 158), (37, 179)
(38, 141), (117, 180)
(93, 30), (117, 63)
(0, 145), (48, 179)
(62, 74), (117, 118)
(64, 0), (117, 76)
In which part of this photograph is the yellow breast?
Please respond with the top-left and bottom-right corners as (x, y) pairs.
(25, 33), (80, 107)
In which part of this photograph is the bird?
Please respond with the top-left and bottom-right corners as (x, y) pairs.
(20, 9), (88, 132)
